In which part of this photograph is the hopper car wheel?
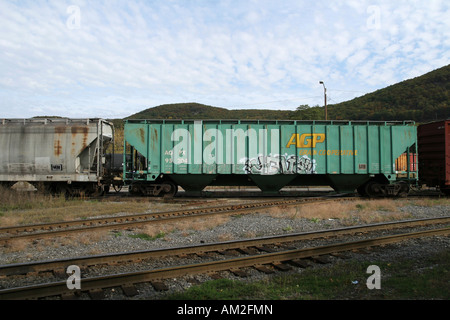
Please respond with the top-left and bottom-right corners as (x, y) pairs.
(163, 181), (178, 197)
(365, 181), (383, 198)
(129, 183), (143, 196)
(357, 184), (367, 197)
(91, 185), (107, 197)
(397, 181), (410, 198)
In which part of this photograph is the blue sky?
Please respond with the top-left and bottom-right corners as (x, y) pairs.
(0, 0), (449, 118)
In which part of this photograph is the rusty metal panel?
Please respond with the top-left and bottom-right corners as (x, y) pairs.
(418, 120), (450, 189)
(0, 118), (113, 183)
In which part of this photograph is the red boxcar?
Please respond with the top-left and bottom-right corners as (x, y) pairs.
(418, 120), (450, 195)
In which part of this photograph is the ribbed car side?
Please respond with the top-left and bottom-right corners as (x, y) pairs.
(123, 120), (418, 197)
(0, 118), (119, 196)
(418, 120), (450, 195)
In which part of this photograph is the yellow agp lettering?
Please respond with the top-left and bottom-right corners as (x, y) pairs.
(286, 134), (326, 148)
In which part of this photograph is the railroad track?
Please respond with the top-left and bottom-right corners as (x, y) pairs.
(1, 216), (449, 300)
(0, 194), (354, 244)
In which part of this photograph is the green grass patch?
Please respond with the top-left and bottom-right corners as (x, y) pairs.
(129, 231), (166, 241)
(164, 250), (450, 300)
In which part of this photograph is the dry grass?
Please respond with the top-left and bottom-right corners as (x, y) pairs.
(407, 198), (450, 207)
(265, 199), (414, 225)
(3, 239), (29, 253)
(0, 186), (151, 227)
(1, 186), (67, 212)
(0, 201), (151, 226)
(3, 230), (109, 253)
(3, 184), (448, 249)
(140, 215), (231, 239)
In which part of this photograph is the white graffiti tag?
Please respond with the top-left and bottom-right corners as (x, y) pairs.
(243, 154), (316, 175)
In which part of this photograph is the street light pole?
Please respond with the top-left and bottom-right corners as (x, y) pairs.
(319, 81), (327, 120)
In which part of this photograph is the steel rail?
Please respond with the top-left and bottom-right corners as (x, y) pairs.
(1, 216), (449, 277)
(0, 226), (448, 300)
(0, 195), (354, 243)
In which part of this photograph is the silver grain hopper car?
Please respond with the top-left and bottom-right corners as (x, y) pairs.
(0, 118), (120, 195)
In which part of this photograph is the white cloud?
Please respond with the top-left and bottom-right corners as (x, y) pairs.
(0, 0), (449, 118)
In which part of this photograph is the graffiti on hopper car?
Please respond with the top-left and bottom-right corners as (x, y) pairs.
(243, 154), (317, 175)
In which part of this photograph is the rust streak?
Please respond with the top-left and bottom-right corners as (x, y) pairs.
(55, 126), (66, 134)
(139, 128), (145, 143)
(54, 140), (62, 157)
(72, 126), (89, 149)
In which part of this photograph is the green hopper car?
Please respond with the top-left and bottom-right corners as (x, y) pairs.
(123, 120), (417, 197)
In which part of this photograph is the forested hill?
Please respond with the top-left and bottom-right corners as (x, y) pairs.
(117, 64), (449, 126)
(126, 103), (292, 120)
(326, 64), (450, 122)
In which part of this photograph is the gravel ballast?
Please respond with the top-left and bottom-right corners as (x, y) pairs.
(1, 199), (449, 299)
